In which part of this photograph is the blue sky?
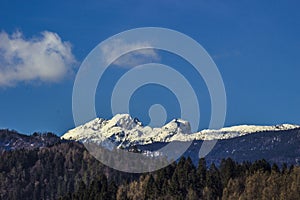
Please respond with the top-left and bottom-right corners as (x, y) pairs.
(0, 0), (300, 135)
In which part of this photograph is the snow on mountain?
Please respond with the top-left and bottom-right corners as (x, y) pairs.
(61, 114), (300, 148)
(186, 124), (300, 141)
(62, 114), (192, 148)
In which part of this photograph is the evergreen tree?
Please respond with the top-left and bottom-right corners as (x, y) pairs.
(271, 163), (280, 173)
(220, 158), (236, 186)
(206, 163), (223, 199)
(196, 157), (207, 197)
(145, 175), (159, 200)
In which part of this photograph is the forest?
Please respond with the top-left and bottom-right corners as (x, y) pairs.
(0, 141), (299, 200)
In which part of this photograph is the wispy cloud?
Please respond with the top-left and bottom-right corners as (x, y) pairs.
(100, 39), (160, 67)
(0, 31), (77, 87)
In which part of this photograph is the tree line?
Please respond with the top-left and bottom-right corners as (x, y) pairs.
(0, 141), (299, 200)
(61, 157), (299, 200)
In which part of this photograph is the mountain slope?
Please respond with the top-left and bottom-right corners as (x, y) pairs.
(0, 129), (61, 151)
(62, 114), (300, 148)
(187, 127), (300, 166)
(62, 114), (193, 148)
(1, 119), (300, 167)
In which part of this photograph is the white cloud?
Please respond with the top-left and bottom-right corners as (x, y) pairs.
(0, 31), (77, 87)
(100, 39), (160, 67)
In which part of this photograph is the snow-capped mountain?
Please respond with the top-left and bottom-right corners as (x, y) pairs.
(62, 114), (192, 148)
(188, 124), (300, 140)
(61, 114), (300, 148)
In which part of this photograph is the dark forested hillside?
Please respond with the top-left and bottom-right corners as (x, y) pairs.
(0, 141), (299, 200)
(61, 157), (300, 200)
(0, 129), (61, 151)
(0, 130), (299, 200)
(0, 142), (138, 200)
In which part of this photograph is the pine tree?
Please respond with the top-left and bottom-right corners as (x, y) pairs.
(271, 163), (280, 173)
(108, 181), (117, 200)
(196, 157), (207, 198)
(220, 158), (236, 186)
(145, 175), (159, 200)
(206, 163), (223, 199)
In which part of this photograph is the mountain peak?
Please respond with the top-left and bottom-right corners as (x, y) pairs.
(105, 114), (137, 129)
(163, 118), (191, 134)
(61, 114), (300, 148)
(62, 114), (193, 147)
